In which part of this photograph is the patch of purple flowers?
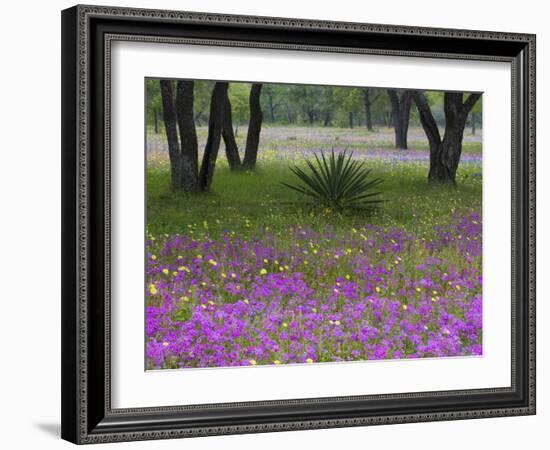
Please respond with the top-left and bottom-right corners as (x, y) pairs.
(146, 211), (482, 369)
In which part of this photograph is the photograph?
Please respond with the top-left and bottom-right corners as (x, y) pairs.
(145, 79), (483, 370)
(54, 2), (537, 445)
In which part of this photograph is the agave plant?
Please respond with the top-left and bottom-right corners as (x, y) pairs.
(282, 149), (384, 212)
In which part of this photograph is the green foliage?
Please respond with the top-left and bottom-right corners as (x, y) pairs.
(228, 83), (251, 125)
(146, 79), (476, 130)
(193, 80), (215, 124)
(145, 79), (162, 130)
(281, 149), (384, 212)
(173, 304), (192, 322)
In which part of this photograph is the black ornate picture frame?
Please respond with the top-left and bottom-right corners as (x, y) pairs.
(61, 4), (536, 444)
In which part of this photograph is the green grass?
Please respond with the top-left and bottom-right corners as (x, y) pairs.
(146, 159), (482, 241)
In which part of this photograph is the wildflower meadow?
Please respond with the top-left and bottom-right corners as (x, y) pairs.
(145, 81), (483, 370)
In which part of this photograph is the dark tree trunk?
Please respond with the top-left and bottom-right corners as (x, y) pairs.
(413, 91), (481, 184)
(388, 89), (412, 149)
(153, 108), (159, 134)
(160, 80), (184, 190)
(306, 109), (315, 125)
(198, 82), (227, 191)
(323, 111), (331, 127)
(348, 111), (354, 129)
(268, 92), (275, 122)
(285, 103), (293, 124)
(385, 111), (392, 128)
(220, 90), (242, 170)
(160, 79), (201, 192)
(175, 80), (199, 191)
(242, 83), (263, 169)
(363, 89), (373, 131)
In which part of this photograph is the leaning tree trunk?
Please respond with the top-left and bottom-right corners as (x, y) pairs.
(414, 91), (481, 184)
(198, 83), (227, 191)
(160, 80), (184, 190)
(220, 90), (242, 170)
(388, 89), (412, 149)
(175, 80), (199, 191)
(242, 83), (263, 169)
(363, 89), (373, 131)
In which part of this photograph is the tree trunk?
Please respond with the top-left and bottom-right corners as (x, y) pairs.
(348, 111), (354, 129)
(175, 80), (199, 191)
(388, 89), (412, 149)
(413, 91), (481, 184)
(153, 108), (159, 134)
(363, 89), (373, 131)
(268, 92), (275, 122)
(198, 82), (227, 191)
(323, 111), (331, 127)
(306, 109), (315, 125)
(220, 90), (242, 170)
(242, 83), (263, 169)
(385, 112), (392, 128)
(160, 80), (184, 190)
(285, 103), (293, 124)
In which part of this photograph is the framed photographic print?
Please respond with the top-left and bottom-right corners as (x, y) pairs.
(61, 4), (536, 444)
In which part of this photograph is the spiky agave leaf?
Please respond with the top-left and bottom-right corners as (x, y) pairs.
(282, 149), (384, 212)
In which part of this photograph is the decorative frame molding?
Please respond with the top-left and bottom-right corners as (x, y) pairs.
(61, 4), (536, 444)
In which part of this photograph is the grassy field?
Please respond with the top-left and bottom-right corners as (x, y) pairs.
(145, 127), (483, 370)
(147, 126), (482, 240)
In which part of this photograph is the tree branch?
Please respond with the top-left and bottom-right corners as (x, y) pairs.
(463, 93), (482, 115)
(412, 91), (441, 145)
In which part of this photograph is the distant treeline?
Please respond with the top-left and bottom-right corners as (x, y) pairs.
(146, 79), (482, 133)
